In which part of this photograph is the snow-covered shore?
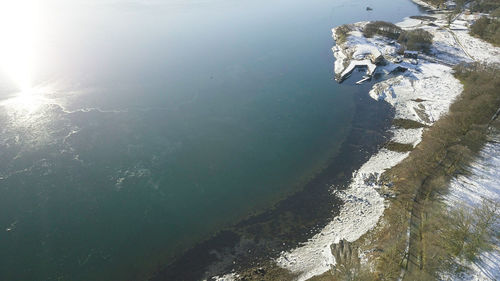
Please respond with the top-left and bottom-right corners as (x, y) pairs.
(275, 149), (410, 280)
(275, 12), (500, 281)
(411, 0), (438, 10)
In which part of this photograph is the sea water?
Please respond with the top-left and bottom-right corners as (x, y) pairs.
(0, 0), (421, 280)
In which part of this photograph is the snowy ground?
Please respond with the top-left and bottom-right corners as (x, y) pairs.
(211, 273), (239, 281)
(275, 12), (500, 281)
(445, 136), (500, 281)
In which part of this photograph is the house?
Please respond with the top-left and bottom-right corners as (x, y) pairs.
(403, 50), (418, 59)
(445, 0), (456, 10)
(370, 52), (384, 64)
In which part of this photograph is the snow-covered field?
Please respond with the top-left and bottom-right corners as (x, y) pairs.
(275, 12), (500, 281)
(445, 137), (500, 281)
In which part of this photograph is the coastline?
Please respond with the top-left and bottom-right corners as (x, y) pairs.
(275, 8), (500, 281)
(150, 75), (394, 281)
(410, 0), (438, 10)
(151, 2), (500, 281)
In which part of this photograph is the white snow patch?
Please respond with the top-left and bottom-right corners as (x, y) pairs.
(341, 59), (377, 78)
(445, 140), (500, 281)
(353, 45), (382, 60)
(332, 45), (349, 78)
(210, 273), (239, 281)
(391, 128), (423, 146)
(447, 142), (500, 206)
(370, 62), (462, 124)
(411, 0), (437, 9)
(397, 17), (425, 29)
(453, 30), (500, 64)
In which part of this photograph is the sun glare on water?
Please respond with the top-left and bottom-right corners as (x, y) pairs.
(0, 0), (46, 112)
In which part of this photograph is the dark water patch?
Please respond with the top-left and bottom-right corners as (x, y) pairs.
(150, 72), (395, 281)
(410, 15), (437, 21)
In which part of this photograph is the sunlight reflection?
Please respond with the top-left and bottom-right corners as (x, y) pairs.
(1, 87), (50, 113)
(0, 0), (43, 95)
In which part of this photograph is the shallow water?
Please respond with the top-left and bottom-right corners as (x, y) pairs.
(0, 0), (420, 280)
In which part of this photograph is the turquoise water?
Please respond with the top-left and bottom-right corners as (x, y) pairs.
(0, 0), (420, 280)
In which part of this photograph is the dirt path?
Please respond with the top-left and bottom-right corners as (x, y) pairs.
(403, 146), (450, 279)
(447, 28), (476, 61)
